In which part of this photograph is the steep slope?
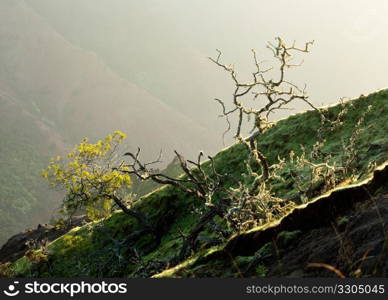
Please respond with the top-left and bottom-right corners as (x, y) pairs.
(4, 89), (387, 277)
(155, 163), (388, 278)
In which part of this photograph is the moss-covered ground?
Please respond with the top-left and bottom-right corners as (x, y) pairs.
(11, 89), (388, 278)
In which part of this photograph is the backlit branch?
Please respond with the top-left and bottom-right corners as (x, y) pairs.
(209, 37), (319, 140)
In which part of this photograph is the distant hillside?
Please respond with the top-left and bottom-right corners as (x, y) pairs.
(0, 0), (218, 245)
(0, 84), (66, 245)
(0, 0), (216, 158)
(24, 0), (232, 133)
(4, 90), (387, 277)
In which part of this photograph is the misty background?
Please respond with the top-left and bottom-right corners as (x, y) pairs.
(1, 0), (387, 245)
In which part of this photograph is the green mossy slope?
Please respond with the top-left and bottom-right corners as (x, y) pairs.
(154, 162), (388, 278)
(11, 89), (388, 277)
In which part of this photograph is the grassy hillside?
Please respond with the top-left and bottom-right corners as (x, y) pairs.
(0, 90), (67, 245)
(155, 162), (388, 278)
(6, 90), (388, 277)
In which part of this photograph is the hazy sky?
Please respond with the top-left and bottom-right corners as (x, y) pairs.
(176, 0), (388, 105)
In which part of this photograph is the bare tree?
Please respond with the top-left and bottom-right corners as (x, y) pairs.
(209, 37), (320, 184)
(120, 38), (322, 263)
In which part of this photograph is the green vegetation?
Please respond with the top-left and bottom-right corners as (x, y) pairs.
(42, 130), (131, 221)
(276, 230), (302, 247)
(0, 99), (63, 245)
(9, 89), (388, 278)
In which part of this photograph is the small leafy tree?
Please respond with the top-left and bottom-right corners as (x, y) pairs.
(42, 131), (136, 221)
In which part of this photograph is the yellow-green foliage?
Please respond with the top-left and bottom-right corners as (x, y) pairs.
(11, 257), (33, 276)
(49, 227), (92, 257)
(42, 131), (131, 220)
